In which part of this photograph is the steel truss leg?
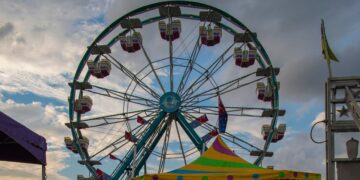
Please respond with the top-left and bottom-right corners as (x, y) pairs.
(134, 119), (172, 176)
(176, 111), (205, 152)
(112, 111), (166, 179)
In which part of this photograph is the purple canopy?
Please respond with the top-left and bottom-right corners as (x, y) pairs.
(0, 111), (47, 165)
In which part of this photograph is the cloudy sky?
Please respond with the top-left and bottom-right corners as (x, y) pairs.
(0, 0), (360, 179)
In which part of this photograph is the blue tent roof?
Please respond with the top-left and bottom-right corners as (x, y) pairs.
(0, 111), (47, 165)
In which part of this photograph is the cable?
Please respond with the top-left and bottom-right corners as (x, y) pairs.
(310, 120), (326, 144)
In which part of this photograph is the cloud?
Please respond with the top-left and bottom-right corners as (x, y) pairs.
(263, 113), (327, 179)
(311, 112), (325, 126)
(263, 131), (326, 177)
(0, 0), (359, 179)
(0, 22), (14, 40)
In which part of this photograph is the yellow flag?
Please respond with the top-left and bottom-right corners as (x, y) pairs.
(321, 19), (339, 62)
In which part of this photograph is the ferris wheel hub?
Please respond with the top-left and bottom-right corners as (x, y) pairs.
(159, 92), (181, 113)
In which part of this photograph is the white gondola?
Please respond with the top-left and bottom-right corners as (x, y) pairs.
(213, 26), (222, 44)
(98, 59), (111, 78)
(79, 136), (89, 150)
(261, 124), (271, 141)
(87, 60), (96, 75)
(132, 32), (142, 52)
(200, 26), (207, 44)
(64, 137), (73, 150)
(199, 25), (222, 46)
(64, 137), (77, 153)
(234, 47), (242, 66)
(158, 20), (181, 41)
(159, 21), (166, 39)
(234, 48), (256, 68)
(119, 32), (142, 53)
(172, 20), (181, 40)
(248, 49), (257, 64)
(74, 96), (93, 114)
(256, 82), (266, 100)
(119, 36), (127, 51)
(87, 59), (111, 78)
(125, 131), (138, 142)
(263, 85), (273, 102)
(257, 82), (279, 102)
(276, 124), (286, 141)
(262, 124), (286, 143)
(77, 175), (86, 180)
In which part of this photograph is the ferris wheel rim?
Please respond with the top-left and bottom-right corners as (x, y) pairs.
(68, 1), (280, 178)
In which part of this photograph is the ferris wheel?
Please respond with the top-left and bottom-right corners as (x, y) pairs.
(66, 1), (286, 179)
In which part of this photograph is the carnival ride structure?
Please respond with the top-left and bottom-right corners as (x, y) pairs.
(66, 1), (287, 179)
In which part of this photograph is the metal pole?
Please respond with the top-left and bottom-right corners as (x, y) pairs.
(327, 61), (333, 78)
(325, 80), (335, 180)
(42, 165), (46, 180)
(132, 143), (137, 180)
(201, 142), (205, 155)
(144, 161), (147, 175)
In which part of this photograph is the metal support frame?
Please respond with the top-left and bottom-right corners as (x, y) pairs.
(176, 111), (204, 151)
(68, 1), (281, 178)
(134, 119), (172, 176)
(112, 111), (166, 179)
(325, 76), (360, 180)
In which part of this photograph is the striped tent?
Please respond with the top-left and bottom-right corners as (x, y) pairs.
(136, 136), (321, 180)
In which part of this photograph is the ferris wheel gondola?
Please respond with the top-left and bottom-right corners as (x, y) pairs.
(67, 1), (286, 179)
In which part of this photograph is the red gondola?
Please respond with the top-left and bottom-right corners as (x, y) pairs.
(159, 20), (181, 41)
(87, 59), (111, 78)
(74, 96), (92, 114)
(199, 26), (222, 46)
(119, 32), (142, 53)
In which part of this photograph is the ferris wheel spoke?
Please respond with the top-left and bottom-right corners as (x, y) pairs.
(175, 120), (187, 165)
(95, 114), (162, 162)
(173, 20), (201, 58)
(168, 15), (175, 92)
(177, 36), (202, 94)
(180, 43), (235, 98)
(90, 117), (153, 159)
(107, 119), (163, 168)
(176, 111), (204, 152)
(82, 108), (158, 122)
(140, 42), (166, 93)
(84, 111), (158, 128)
(182, 105), (276, 118)
(182, 72), (266, 107)
(103, 54), (161, 100)
(84, 85), (158, 108)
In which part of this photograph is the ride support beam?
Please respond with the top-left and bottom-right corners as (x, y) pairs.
(134, 119), (172, 176)
(176, 111), (205, 152)
(112, 111), (166, 179)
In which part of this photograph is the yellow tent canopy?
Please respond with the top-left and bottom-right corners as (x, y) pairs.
(136, 136), (320, 180)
